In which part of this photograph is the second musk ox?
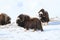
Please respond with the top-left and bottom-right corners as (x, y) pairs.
(0, 13), (11, 25)
(16, 14), (43, 31)
(38, 8), (49, 25)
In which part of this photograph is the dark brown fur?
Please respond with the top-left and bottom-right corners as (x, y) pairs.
(24, 18), (43, 31)
(0, 13), (11, 25)
(16, 14), (30, 27)
(38, 9), (49, 24)
(16, 14), (43, 31)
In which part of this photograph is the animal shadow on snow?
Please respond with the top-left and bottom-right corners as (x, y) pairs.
(44, 21), (60, 32)
(48, 21), (60, 25)
(44, 28), (60, 32)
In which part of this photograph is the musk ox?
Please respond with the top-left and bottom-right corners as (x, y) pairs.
(38, 8), (49, 25)
(16, 14), (43, 31)
(0, 13), (11, 25)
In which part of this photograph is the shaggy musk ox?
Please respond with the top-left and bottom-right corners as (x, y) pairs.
(16, 14), (43, 31)
(38, 8), (49, 25)
(0, 13), (11, 25)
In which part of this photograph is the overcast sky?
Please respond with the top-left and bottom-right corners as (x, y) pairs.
(0, 0), (60, 22)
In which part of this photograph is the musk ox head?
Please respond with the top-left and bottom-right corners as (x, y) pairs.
(0, 13), (11, 25)
(16, 14), (30, 27)
(38, 8), (45, 18)
(18, 14), (30, 22)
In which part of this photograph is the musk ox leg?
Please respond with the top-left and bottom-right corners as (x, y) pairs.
(37, 22), (43, 31)
(40, 27), (43, 31)
(39, 24), (43, 31)
(33, 26), (37, 32)
(25, 26), (29, 30)
(37, 25), (43, 31)
(24, 22), (30, 31)
(24, 26), (29, 32)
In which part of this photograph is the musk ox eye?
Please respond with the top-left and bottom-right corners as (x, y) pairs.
(39, 14), (43, 17)
(19, 17), (24, 22)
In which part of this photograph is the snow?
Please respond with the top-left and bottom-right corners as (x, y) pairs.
(0, 0), (60, 40)
(0, 19), (60, 40)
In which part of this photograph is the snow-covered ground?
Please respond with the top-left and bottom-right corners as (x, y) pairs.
(0, 0), (60, 40)
(0, 18), (60, 40)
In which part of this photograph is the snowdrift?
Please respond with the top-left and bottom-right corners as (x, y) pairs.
(0, 18), (60, 40)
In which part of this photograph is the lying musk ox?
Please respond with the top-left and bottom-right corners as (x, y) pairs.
(38, 8), (49, 25)
(16, 14), (43, 31)
(0, 13), (11, 25)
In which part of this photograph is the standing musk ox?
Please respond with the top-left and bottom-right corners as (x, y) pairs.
(0, 13), (11, 25)
(38, 9), (49, 25)
(16, 14), (43, 31)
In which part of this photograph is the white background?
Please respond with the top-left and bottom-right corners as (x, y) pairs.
(0, 0), (60, 22)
